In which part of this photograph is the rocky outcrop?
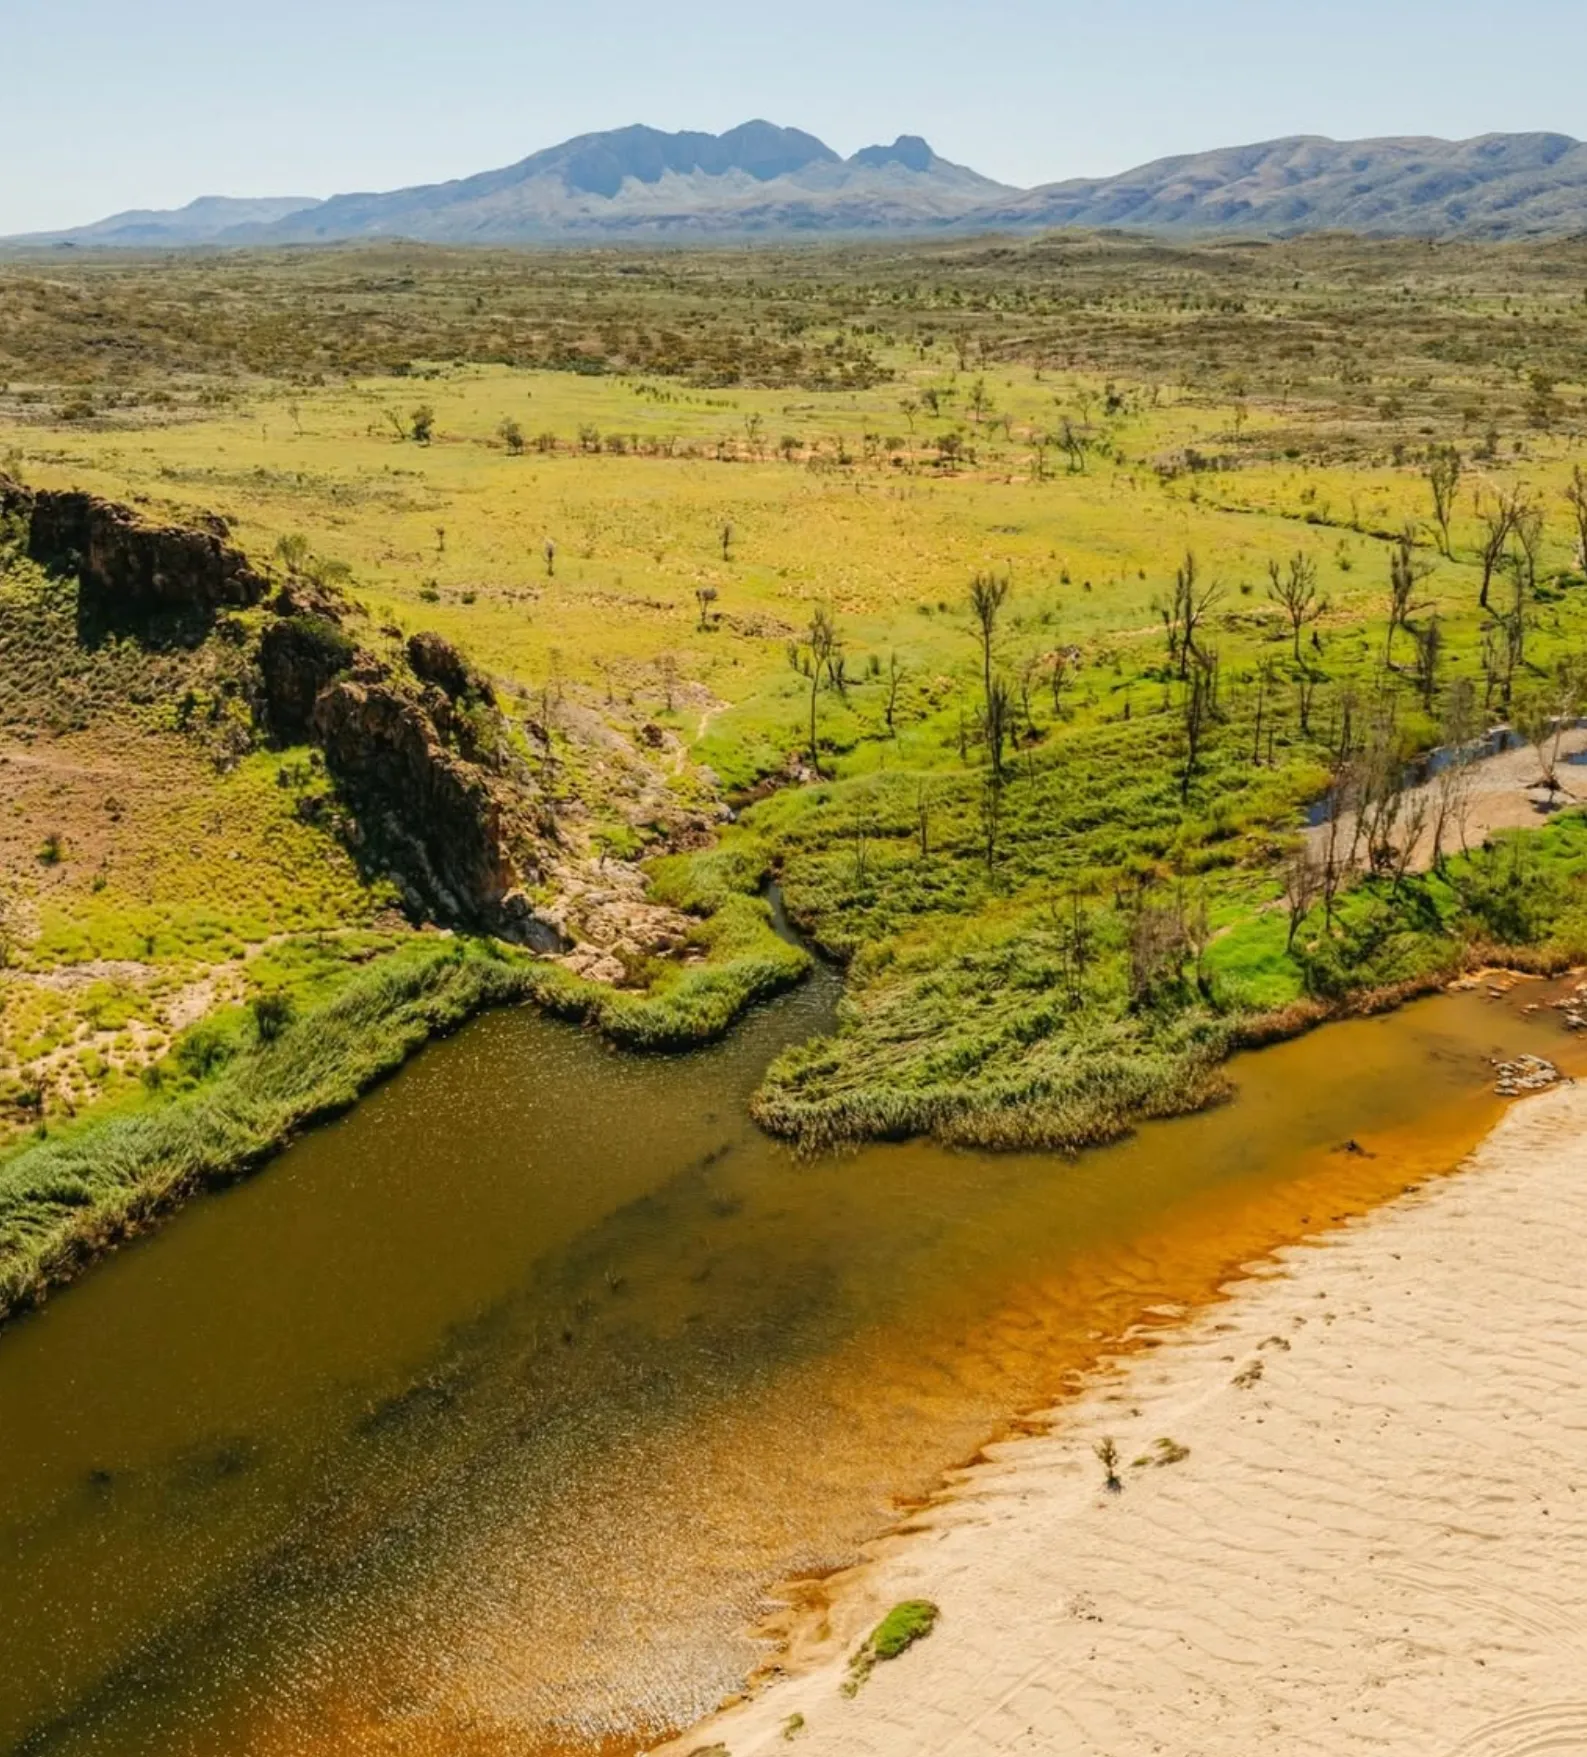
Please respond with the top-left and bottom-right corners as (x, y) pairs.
(0, 475), (270, 642)
(405, 630), (491, 703)
(311, 676), (558, 945)
(258, 614), (358, 742)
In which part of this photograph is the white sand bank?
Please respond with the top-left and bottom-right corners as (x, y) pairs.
(660, 1083), (1587, 1757)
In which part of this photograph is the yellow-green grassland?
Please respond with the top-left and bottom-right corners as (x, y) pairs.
(6, 231), (1587, 1303)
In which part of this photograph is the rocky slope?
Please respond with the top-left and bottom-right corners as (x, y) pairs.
(0, 478), (269, 642)
(0, 476), (707, 957)
(973, 132), (1587, 239)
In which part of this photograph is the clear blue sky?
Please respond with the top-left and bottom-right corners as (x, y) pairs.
(6, 0), (1585, 234)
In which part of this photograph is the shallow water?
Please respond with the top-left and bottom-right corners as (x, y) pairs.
(1, 964), (1582, 1756)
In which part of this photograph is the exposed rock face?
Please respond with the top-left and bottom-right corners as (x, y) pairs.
(405, 630), (491, 703)
(258, 614), (357, 742)
(311, 677), (553, 942)
(0, 475), (270, 641)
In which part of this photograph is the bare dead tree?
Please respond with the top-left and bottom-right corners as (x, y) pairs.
(1049, 645), (1077, 716)
(1476, 488), (1520, 611)
(1566, 465), (1587, 574)
(978, 772), (1005, 874)
(1180, 647), (1217, 801)
(884, 651), (906, 736)
(1386, 531), (1433, 669)
(1294, 664), (1320, 738)
(982, 674), (1013, 781)
(1267, 551), (1325, 661)
(1159, 551), (1225, 681)
(1424, 445), (1462, 557)
(1251, 660), (1272, 764)
(1512, 497), (1544, 599)
(791, 606), (840, 777)
(1319, 753), (1363, 926)
(1429, 677), (1481, 869)
(914, 778), (932, 858)
(1356, 698), (1408, 877)
(1282, 845), (1323, 951)
(1515, 661), (1582, 803)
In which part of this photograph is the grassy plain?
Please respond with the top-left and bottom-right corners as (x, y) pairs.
(5, 232), (1587, 1176)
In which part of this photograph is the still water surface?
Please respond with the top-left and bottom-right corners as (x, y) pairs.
(0, 962), (1578, 1755)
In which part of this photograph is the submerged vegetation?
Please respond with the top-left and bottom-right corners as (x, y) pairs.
(6, 227), (1587, 1272)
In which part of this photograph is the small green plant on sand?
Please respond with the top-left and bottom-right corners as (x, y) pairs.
(1132, 1437), (1190, 1468)
(841, 1599), (939, 1696)
(781, 1712), (806, 1740)
(1094, 1436), (1123, 1492)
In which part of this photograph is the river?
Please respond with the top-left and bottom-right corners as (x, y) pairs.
(0, 959), (1580, 1755)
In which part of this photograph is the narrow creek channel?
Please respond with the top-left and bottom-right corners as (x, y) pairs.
(1, 956), (1582, 1756)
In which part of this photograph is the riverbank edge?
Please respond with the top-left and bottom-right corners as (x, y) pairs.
(0, 907), (810, 1327)
(653, 1073), (1587, 1757)
(750, 934), (1584, 1154)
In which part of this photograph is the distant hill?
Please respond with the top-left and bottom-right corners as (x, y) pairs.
(10, 126), (1587, 248)
(973, 133), (1587, 240)
(15, 194), (324, 248)
(243, 122), (1012, 243)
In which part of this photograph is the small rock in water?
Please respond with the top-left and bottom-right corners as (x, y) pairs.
(1490, 1053), (1562, 1097)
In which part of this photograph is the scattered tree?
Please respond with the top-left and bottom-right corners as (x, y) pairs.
(1477, 488), (1520, 611)
(884, 651), (907, 736)
(1567, 465), (1587, 574)
(1424, 444), (1462, 556)
(1179, 648), (1217, 800)
(968, 572), (1010, 729)
(791, 606), (841, 777)
(1281, 846), (1322, 951)
(1266, 551), (1324, 661)
(1386, 532), (1432, 667)
(1159, 551), (1224, 680)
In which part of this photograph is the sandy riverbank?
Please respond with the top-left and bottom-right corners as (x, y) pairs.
(658, 1080), (1587, 1757)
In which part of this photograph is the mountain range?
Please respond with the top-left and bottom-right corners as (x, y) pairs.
(12, 122), (1587, 247)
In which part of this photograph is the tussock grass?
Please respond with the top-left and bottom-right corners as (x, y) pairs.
(0, 938), (537, 1316)
(0, 862), (808, 1313)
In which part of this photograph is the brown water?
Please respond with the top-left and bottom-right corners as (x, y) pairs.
(1, 964), (1581, 1757)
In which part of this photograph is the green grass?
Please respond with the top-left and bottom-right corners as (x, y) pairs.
(0, 938), (536, 1316)
(843, 1600), (940, 1695)
(0, 846), (810, 1314)
(9, 234), (1587, 1173)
